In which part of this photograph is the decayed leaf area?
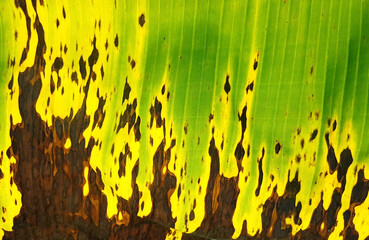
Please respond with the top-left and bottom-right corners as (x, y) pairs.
(1, 0), (369, 239)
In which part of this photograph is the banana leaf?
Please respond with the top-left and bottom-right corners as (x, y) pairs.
(1, 0), (369, 239)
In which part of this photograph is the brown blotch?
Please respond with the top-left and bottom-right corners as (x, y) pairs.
(139, 13), (145, 27)
(275, 142), (281, 154)
(52, 57), (63, 71)
(333, 120), (337, 131)
(92, 93), (106, 130)
(196, 137), (240, 239)
(224, 74), (231, 94)
(208, 113), (214, 122)
(149, 98), (163, 128)
(130, 59), (136, 69)
(116, 98), (137, 134)
(255, 148), (265, 196)
(79, 56), (87, 79)
(246, 81), (254, 93)
(114, 34), (119, 47)
(62, 7), (66, 19)
(161, 85), (165, 95)
(8, 75), (14, 90)
(71, 71), (78, 84)
(253, 59), (258, 70)
(309, 129), (318, 141)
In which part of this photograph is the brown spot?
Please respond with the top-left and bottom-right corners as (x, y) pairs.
(79, 56), (87, 79)
(350, 169), (369, 205)
(246, 81), (254, 93)
(52, 57), (63, 71)
(8, 75), (14, 90)
(333, 120), (337, 131)
(105, 39), (108, 50)
(139, 14), (145, 27)
(253, 59), (258, 70)
(255, 148), (265, 196)
(122, 77), (131, 104)
(295, 154), (301, 163)
(327, 146), (338, 174)
(71, 71), (78, 84)
(189, 210), (195, 221)
(116, 98), (137, 134)
(161, 85), (165, 95)
(114, 34), (119, 47)
(275, 142), (281, 154)
(100, 66), (104, 78)
(62, 7), (66, 18)
(224, 74), (231, 94)
(208, 113), (214, 122)
(309, 129), (318, 141)
(130, 59), (136, 69)
(149, 98), (163, 128)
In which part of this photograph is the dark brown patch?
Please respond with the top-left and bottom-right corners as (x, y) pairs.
(255, 148), (265, 196)
(71, 71), (78, 84)
(253, 59), (258, 70)
(8, 75), (14, 90)
(208, 113), (214, 122)
(52, 57), (63, 71)
(139, 14), (145, 27)
(79, 56), (87, 79)
(122, 77), (131, 104)
(309, 129), (318, 141)
(92, 94), (106, 130)
(275, 142), (281, 154)
(149, 98), (163, 128)
(62, 7), (66, 19)
(332, 120), (337, 131)
(350, 169), (369, 205)
(224, 74), (231, 94)
(116, 98), (137, 134)
(327, 146), (338, 174)
(114, 34), (119, 47)
(196, 137), (240, 239)
(100, 66), (104, 78)
(246, 81), (254, 93)
(130, 59), (136, 69)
